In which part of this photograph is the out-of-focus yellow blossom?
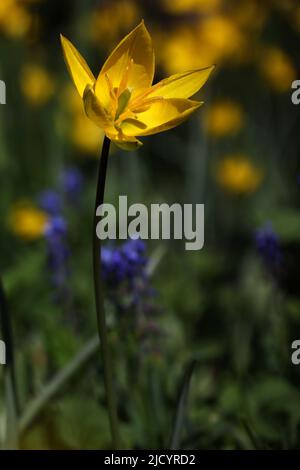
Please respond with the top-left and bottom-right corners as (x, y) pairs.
(259, 47), (296, 93)
(233, 0), (267, 32)
(71, 113), (104, 154)
(62, 85), (105, 155)
(163, 0), (221, 14)
(160, 15), (246, 75)
(205, 101), (245, 137)
(216, 155), (263, 194)
(61, 21), (214, 150)
(21, 64), (55, 106)
(0, 0), (32, 39)
(199, 15), (247, 63)
(90, 0), (140, 49)
(159, 28), (206, 74)
(8, 203), (48, 240)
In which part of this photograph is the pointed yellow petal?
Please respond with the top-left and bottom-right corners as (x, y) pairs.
(83, 85), (114, 133)
(121, 98), (202, 137)
(60, 34), (95, 97)
(148, 65), (215, 100)
(95, 21), (154, 108)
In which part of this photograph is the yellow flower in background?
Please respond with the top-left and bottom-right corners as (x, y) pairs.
(8, 203), (48, 240)
(199, 15), (246, 63)
(204, 101), (244, 137)
(159, 29), (206, 74)
(259, 47), (296, 93)
(0, 0), (32, 39)
(159, 15), (246, 75)
(233, 0), (267, 32)
(163, 0), (221, 14)
(61, 85), (105, 155)
(216, 155), (263, 194)
(72, 113), (105, 154)
(61, 21), (214, 150)
(21, 65), (55, 106)
(90, 0), (140, 49)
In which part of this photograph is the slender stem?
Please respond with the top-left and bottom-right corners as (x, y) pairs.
(0, 278), (19, 449)
(93, 135), (120, 448)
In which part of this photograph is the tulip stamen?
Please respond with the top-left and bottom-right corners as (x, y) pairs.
(115, 88), (132, 120)
(129, 82), (163, 109)
(114, 109), (137, 126)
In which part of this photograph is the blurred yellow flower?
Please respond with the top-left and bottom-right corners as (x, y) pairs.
(62, 85), (105, 155)
(90, 0), (140, 49)
(259, 47), (296, 93)
(61, 21), (214, 150)
(71, 113), (104, 154)
(8, 203), (48, 240)
(231, 0), (267, 32)
(216, 155), (263, 194)
(160, 15), (246, 75)
(159, 29), (206, 74)
(163, 0), (220, 14)
(21, 64), (55, 106)
(0, 0), (32, 39)
(199, 15), (246, 63)
(205, 101), (245, 137)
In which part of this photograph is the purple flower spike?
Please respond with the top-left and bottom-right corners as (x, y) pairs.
(38, 190), (62, 216)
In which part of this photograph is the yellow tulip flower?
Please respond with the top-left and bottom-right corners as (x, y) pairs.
(61, 21), (214, 150)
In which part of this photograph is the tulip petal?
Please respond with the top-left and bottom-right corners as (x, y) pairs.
(148, 65), (215, 100)
(95, 21), (154, 109)
(121, 98), (202, 137)
(60, 35), (95, 98)
(83, 85), (115, 133)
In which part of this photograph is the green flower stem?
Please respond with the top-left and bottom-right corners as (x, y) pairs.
(0, 278), (19, 449)
(93, 135), (120, 449)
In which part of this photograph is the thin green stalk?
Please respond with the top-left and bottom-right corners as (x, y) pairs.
(0, 278), (19, 449)
(93, 136), (120, 449)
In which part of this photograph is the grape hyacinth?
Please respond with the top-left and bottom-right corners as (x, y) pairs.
(38, 190), (62, 216)
(255, 223), (282, 271)
(101, 238), (162, 353)
(44, 216), (70, 298)
(60, 166), (84, 204)
(102, 239), (147, 286)
(38, 166), (84, 302)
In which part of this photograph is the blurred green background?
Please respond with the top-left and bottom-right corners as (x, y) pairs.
(1, 0), (300, 450)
